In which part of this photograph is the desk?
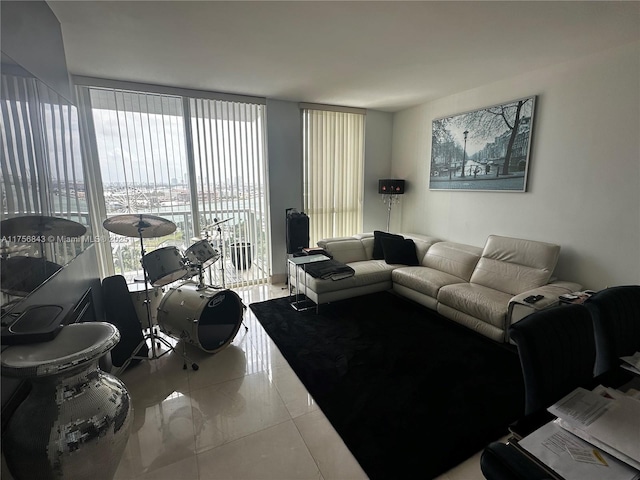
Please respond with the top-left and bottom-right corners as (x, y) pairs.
(485, 376), (640, 480)
(507, 409), (640, 479)
(288, 254), (329, 312)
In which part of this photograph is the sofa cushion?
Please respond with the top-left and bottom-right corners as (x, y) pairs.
(402, 233), (442, 263)
(317, 237), (369, 264)
(360, 236), (375, 259)
(372, 231), (403, 259)
(438, 283), (513, 329)
(470, 235), (560, 295)
(303, 259), (396, 294)
(422, 242), (482, 281)
(381, 236), (419, 266)
(392, 266), (466, 298)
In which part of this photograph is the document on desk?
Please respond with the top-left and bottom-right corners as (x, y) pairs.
(547, 387), (611, 426)
(621, 352), (640, 375)
(518, 421), (640, 480)
(548, 387), (640, 470)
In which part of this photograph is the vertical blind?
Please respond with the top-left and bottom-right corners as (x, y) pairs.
(189, 98), (270, 288)
(76, 83), (270, 287)
(83, 87), (190, 282)
(1, 73), (87, 265)
(1, 74), (46, 217)
(302, 107), (365, 244)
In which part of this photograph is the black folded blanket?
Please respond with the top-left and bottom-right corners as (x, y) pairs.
(303, 259), (355, 281)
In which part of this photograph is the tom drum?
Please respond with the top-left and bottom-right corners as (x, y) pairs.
(142, 246), (188, 286)
(157, 281), (244, 353)
(128, 282), (164, 328)
(184, 239), (219, 268)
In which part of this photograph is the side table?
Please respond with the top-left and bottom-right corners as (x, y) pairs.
(288, 254), (330, 312)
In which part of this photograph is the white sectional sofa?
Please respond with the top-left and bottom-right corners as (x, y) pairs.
(289, 232), (582, 343)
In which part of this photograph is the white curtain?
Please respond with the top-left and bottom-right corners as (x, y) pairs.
(1, 74), (47, 217)
(1, 73), (87, 265)
(76, 81), (271, 287)
(189, 98), (270, 287)
(302, 107), (365, 245)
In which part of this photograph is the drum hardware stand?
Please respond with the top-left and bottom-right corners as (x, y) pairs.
(213, 219), (227, 290)
(197, 218), (232, 290)
(189, 232), (220, 291)
(112, 220), (199, 376)
(194, 262), (216, 291)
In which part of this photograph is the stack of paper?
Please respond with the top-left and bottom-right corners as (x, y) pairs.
(621, 352), (640, 375)
(548, 387), (640, 471)
(518, 422), (640, 480)
(518, 386), (640, 480)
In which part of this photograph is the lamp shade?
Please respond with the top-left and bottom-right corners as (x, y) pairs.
(378, 179), (405, 195)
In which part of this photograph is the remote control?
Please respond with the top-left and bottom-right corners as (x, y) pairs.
(524, 294), (544, 304)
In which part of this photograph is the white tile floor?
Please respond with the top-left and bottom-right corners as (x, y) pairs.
(114, 283), (495, 480)
(3, 283), (493, 480)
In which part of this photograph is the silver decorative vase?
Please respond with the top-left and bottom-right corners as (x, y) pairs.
(1, 322), (132, 480)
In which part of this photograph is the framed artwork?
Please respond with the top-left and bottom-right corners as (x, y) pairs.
(429, 96), (536, 192)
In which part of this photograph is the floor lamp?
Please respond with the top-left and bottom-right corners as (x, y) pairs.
(379, 179), (405, 232)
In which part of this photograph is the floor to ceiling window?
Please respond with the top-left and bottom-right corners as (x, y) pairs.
(301, 105), (365, 245)
(76, 80), (271, 288)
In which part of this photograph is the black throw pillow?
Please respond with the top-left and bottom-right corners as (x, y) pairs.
(381, 236), (420, 266)
(372, 230), (403, 260)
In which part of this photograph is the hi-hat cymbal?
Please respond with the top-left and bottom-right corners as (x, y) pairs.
(0, 215), (86, 238)
(103, 214), (176, 238)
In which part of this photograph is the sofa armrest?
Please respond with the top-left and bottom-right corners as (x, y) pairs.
(506, 281), (583, 342)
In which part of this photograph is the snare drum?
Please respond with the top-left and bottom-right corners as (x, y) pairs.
(185, 239), (220, 268)
(142, 246), (188, 286)
(128, 282), (164, 328)
(157, 281), (244, 353)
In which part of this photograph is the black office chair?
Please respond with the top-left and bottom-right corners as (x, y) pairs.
(584, 285), (640, 375)
(102, 275), (148, 369)
(480, 442), (554, 480)
(509, 304), (596, 416)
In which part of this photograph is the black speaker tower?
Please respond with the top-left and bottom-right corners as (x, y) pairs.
(285, 209), (309, 254)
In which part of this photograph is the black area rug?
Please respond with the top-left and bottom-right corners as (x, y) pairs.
(249, 292), (525, 480)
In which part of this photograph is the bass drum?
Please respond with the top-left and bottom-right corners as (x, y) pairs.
(157, 282), (244, 353)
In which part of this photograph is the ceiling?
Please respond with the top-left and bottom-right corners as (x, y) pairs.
(48, 1), (640, 112)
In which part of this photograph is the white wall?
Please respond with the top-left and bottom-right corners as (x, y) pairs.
(266, 99), (304, 281)
(392, 41), (640, 291)
(363, 110), (394, 232)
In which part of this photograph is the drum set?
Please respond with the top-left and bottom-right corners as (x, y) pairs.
(102, 214), (245, 373)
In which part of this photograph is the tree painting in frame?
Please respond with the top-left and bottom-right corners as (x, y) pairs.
(429, 96), (536, 192)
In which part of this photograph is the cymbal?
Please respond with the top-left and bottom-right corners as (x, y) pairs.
(103, 214), (176, 238)
(202, 218), (231, 230)
(0, 215), (86, 238)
